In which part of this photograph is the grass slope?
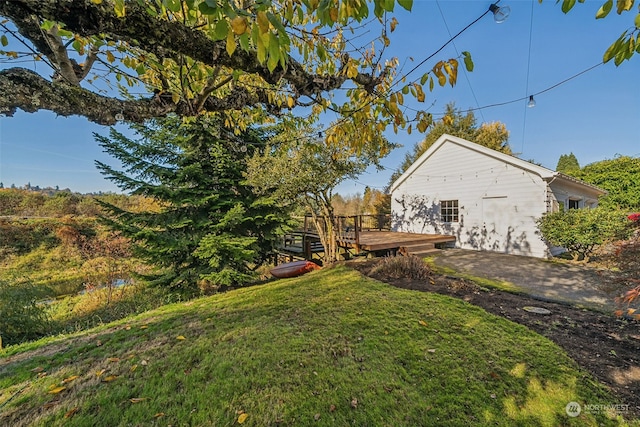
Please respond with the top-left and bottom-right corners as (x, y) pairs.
(0, 266), (631, 426)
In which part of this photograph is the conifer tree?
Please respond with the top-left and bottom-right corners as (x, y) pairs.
(95, 116), (288, 296)
(555, 152), (580, 175)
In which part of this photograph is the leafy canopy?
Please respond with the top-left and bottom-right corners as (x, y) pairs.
(0, 0), (471, 155)
(571, 156), (640, 210)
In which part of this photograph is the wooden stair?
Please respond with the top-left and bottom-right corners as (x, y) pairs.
(398, 242), (441, 257)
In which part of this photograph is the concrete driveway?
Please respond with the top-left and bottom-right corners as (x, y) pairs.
(431, 249), (620, 312)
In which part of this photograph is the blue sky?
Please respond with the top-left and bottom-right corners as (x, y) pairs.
(0, 0), (638, 194)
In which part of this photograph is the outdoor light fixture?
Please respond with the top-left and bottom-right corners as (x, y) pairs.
(489, 3), (511, 23)
(527, 95), (536, 108)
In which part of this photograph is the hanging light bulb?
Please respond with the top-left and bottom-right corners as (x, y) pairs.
(527, 95), (536, 108)
(489, 3), (511, 23)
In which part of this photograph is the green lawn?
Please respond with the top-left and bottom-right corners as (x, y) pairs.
(0, 266), (633, 426)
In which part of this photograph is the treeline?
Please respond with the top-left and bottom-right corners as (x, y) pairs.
(0, 188), (162, 217)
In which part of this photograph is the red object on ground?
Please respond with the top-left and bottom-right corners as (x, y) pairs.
(270, 260), (321, 278)
(628, 213), (640, 222)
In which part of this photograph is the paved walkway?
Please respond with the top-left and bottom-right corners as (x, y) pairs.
(432, 249), (619, 311)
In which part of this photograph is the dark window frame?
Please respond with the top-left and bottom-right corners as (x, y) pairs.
(568, 199), (580, 210)
(440, 200), (459, 223)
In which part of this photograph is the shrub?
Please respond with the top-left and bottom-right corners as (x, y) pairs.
(0, 279), (52, 347)
(369, 255), (432, 280)
(537, 208), (632, 262)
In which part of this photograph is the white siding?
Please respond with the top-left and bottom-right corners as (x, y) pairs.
(391, 140), (550, 257)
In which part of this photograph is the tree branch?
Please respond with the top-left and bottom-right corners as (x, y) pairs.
(1, 0), (383, 100)
(0, 68), (276, 124)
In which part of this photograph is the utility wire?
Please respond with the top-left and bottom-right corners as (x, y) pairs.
(435, 0), (486, 123)
(520, 0), (535, 154)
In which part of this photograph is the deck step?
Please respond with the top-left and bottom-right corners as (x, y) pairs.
(410, 249), (442, 257)
(399, 243), (436, 256)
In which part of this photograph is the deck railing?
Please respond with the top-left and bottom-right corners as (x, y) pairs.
(294, 214), (391, 252)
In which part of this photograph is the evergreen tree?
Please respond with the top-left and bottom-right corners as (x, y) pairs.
(556, 152), (580, 175)
(95, 116), (289, 296)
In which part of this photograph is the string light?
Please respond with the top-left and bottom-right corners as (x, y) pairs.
(489, 3), (511, 23)
(527, 95), (536, 108)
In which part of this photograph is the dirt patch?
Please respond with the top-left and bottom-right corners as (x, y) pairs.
(349, 259), (640, 419)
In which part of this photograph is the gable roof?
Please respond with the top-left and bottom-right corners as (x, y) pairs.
(389, 134), (606, 196)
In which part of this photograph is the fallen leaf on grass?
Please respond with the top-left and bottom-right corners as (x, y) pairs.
(329, 404), (336, 412)
(125, 325), (131, 330)
(31, 366), (44, 373)
(130, 364), (138, 372)
(237, 413), (248, 424)
(43, 401), (58, 410)
(96, 369), (106, 377)
(37, 372), (48, 378)
(102, 375), (118, 382)
(48, 386), (66, 394)
(129, 397), (147, 403)
(350, 398), (358, 409)
(64, 407), (79, 418)
(314, 413), (321, 420)
(154, 412), (165, 418)
(62, 375), (79, 384)
(140, 360), (148, 366)
(140, 325), (148, 329)
(427, 349), (436, 353)
(418, 320), (428, 327)
(176, 335), (186, 340)
(107, 357), (120, 362)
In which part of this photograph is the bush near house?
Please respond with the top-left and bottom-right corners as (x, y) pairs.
(537, 207), (631, 262)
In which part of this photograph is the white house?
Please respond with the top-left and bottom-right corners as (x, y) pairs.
(389, 134), (606, 258)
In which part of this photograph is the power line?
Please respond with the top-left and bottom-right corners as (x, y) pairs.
(435, 0), (486, 123)
(520, 0), (535, 155)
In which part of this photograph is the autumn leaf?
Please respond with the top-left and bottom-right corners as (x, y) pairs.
(96, 369), (106, 377)
(64, 407), (79, 418)
(129, 397), (147, 403)
(140, 325), (148, 329)
(48, 386), (66, 394)
(62, 375), (79, 384)
(231, 17), (248, 35)
(102, 375), (118, 382)
(176, 335), (186, 340)
(130, 364), (138, 372)
(154, 412), (165, 418)
(418, 320), (427, 326)
(31, 366), (45, 373)
(238, 413), (249, 424)
(107, 357), (120, 362)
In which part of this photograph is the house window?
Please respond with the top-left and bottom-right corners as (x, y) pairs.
(568, 199), (580, 210)
(440, 200), (459, 222)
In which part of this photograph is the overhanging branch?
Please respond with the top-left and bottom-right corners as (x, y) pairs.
(1, 0), (383, 100)
(0, 68), (277, 124)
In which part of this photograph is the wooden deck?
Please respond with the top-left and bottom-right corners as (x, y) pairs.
(277, 215), (455, 260)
